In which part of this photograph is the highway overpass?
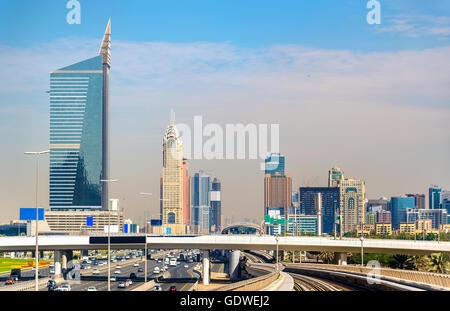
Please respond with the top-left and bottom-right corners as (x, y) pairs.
(0, 235), (449, 255)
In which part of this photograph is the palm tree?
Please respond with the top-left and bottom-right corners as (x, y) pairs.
(429, 254), (449, 274)
(411, 255), (429, 272)
(388, 254), (415, 270)
(317, 252), (334, 264)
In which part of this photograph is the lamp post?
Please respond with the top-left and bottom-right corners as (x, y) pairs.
(275, 234), (279, 272)
(24, 150), (50, 291)
(360, 236), (364, 268)
(101, 179), (118, 292)
(139, 192), (153, 283)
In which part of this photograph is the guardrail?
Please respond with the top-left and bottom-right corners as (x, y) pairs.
(0, 277), (51, 291)
(288, 263), (450, 289)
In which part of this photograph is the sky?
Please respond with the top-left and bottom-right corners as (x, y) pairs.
(0, 0), (449, 225)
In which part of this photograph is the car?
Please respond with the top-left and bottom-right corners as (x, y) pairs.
(60, 283), (71, 291)
(133, 262), (139, 267)
(114, 269), (121, 274)
(137, 268), (143, 272)
(121, 258), (126, 262)
(169, 286), (177, 291)
(184, 264), (189, 268)
(5, 278), (15, 285)
(125, 256), (130, 260)
(117, 281), (127, 288)
(92, 268), (100, 274)
(110, 276), (117, 282)
(87, 287), (97, 291)
(47, 280), (56, 290)
(153, 284), (162, 291)
(49, 268), (55, 274)
(153, 267), (160, 274)
(126, 278), (133, 285)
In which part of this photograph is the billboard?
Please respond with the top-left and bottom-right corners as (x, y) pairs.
(86, 217), (93, 227)
(124, 223), (129, 233)
(20, 208), (44, 221)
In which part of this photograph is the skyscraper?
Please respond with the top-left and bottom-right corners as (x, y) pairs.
(191, 172), (211, 234)
(390, 196), (415, 229)
(49, 20), (111, 211)
(339, 177), (366, 233)
(429, 185), (442, 209)
(210, 178), (222, 233)
(328, 167), (344, 187)
(160, 110), (185, 234)
(299, 187), (340, 234)
(265, 153), (285, 175)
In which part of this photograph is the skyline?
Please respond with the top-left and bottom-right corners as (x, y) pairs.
(1, 1), (449, 224)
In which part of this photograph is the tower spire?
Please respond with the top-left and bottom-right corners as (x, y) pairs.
(170, 108), (175, 126)
(99, 19), (111, 66)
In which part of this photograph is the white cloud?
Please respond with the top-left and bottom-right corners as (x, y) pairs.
(375, 14), (450, 38)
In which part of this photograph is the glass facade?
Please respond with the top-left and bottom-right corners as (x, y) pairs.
(191, 172), (211, 233)
(49, 56), (104, 210)
(429, 186), (442, 209)
(390, 197), (415, 229)
(265, 153), (285, 175)
(299, 187), (339, 234)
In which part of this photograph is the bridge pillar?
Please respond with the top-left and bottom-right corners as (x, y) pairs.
(61, 250), (74, 280)
(228, 250), (240, 281)
(334, 252), (347, 265)
(202, 250), (210, 285)
(54, 251), (62, 278)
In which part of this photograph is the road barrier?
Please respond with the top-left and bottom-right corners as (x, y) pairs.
(288, 263), (450, 289)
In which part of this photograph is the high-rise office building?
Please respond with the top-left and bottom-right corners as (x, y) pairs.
(210, 178), (222, 233)
(160, 110), (185, 234)
(264, 173), (292, 218)
(49, 21), (111, 211)
(191, 172), (211, 234)
(328, 167), (344, 187)
(338, 178), (366, 233)
(391, 196), (415, 229)
(406, 194), (426, 210)
(299, 187), (339, 235)
(182, 159), (191, 231)
(429, 185), (442, 209)
(376, 210), (391, 224)
(327, 168), (365, 233)
(265, 153), (285, 175)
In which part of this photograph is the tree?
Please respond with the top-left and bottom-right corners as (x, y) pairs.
(317, 252), (334, 264)
(429, 254), (449, 274)
(388, 254), (415, 270)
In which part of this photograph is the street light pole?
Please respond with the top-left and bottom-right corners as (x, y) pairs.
(139, 192), (153, 283)
(360, 236), (364, 268)
(275, 234), (279, 272)
(24, 150), (50, 291)
(101, 179), (118, 292)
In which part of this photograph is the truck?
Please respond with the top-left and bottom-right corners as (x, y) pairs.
(10, 269), (21, 281)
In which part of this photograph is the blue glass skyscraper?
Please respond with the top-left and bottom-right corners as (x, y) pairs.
(390, 197), (415, 229)
(264, 153), (285, 175)
(191, 172), (211, 233)
(49, 21), (111, 211)
(429, 185), (442, 209)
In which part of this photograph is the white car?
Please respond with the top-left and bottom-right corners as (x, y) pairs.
(184, 264), (189, 268)
(92, 269), (100, 274)
(87, 287), (97, 291)
(110, 276), (117, 282)
(114, 269), (121, 274)
(133, 262), (139, 267)
(153, 267), (160, 274)
(153, 284), (162, 291)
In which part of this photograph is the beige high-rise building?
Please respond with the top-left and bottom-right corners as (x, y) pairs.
(160, 111), (185, 234)
(328, 167), (366, 233)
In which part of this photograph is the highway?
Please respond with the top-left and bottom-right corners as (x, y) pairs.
(23, 251), (202, 291)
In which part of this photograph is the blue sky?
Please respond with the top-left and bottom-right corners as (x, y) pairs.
(1, 0), (450, 50)
(0, 1), (449, 223)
